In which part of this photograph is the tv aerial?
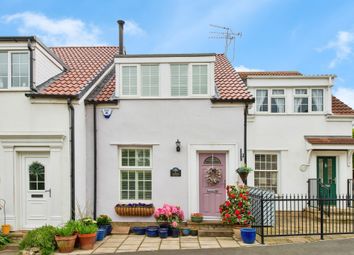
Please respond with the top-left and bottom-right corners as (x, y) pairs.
(209, 24), (242, 62)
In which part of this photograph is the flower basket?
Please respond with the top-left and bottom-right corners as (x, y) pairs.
(115, 203), (154, 217)
(191, 216), (203, 223)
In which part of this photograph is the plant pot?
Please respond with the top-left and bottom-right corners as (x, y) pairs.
(171, 228), (179, 238)
(191, 216), (203, 223)
(96, 228), (106, 241)
(146, 227), (159, 237)
(190, 229), (198, 236)
(181, 228), (190, 236)
(232, 224), (251, 240)
(132, 227), (146, 235)
(159, 229), (168, 239)
(55, 234), (77, 253)
(100, 224), (112, 235)
(1, 224), (10, 235)
(240, 228), (256, 244)
(78, 233), (97, 250)
(115, 206), (155, 217)
(237, 171), (249, 184)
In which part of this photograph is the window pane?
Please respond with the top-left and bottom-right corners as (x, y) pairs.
(30, 182), (37, 190)
(11, 53), (29, 87)
(141, 65), (159, 96)
(0, 53), (8, 89)
(256, 90), (268, 112)
(271, 98), (285, 113)
(121, 191), (128, 199)
(171, 64), (188, 96)
(272, 89), (284, 95)
(37, 182), (45, 190)
(312, 89), (323, 111)
(122, 66), (137, 95)
(120, 170), (152, 200)
(294, 98), (308, 112)
(254, 154), (278, 193)
(295, 89), (307, 95)
(192, 65), (208, 95)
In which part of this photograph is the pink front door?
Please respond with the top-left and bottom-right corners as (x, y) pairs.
(199, 153), (226, 217)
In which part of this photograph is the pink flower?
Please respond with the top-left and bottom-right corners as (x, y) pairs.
(171, 221), (178, 228)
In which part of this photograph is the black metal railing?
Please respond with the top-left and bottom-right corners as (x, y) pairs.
(250, 192), (354, 244)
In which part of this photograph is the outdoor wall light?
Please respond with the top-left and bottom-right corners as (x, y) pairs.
(176, 139), (181, 152)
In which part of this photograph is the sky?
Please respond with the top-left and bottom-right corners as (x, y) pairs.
(0, 0), (353, 107)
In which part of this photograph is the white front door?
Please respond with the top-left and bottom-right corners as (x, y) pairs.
(21, 153), (50, 229)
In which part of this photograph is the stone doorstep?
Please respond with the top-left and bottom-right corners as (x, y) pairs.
(198, 228), (234, 237)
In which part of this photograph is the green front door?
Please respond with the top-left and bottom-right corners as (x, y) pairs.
(317, 157), (336, 201)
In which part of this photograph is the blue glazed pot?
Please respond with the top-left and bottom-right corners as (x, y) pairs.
(240, 228), (256, 244)
(96, 228), (106, 241)
(181, 228), (190, 236)
(146, 226), (159, 237)
(101, 224), (112, 235)
(171, 228), (180, 238)
(159, 228), (168, 239)
(132, 227), (146, 235)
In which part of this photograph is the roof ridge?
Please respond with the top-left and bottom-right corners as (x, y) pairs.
(49, 45), (118, 49)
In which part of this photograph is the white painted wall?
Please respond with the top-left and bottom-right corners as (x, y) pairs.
(86, 100), (245, 222)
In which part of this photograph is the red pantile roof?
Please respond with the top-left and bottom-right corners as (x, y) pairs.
(87, 69), (117, 103)
(238, 71), (302, 80)
(213, 54), (254, 101)
(88, 53), (254, 103)
(331, 96), (354, 115)
(37, 46), (118, 97)
(306, 136), (354, 145)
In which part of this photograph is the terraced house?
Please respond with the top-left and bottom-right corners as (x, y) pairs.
(0, 21), (353, 230)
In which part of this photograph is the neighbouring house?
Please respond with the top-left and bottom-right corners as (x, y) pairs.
(0, 21), (353, 230)
(239, 71), (354, 197)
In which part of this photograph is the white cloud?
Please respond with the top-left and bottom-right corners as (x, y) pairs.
(318, 31), (354, 68)
(125, 20), (145, 37)
(333, 86), (354, 108)
(2, 12), (104, 46)
(235, 65), (263, 72)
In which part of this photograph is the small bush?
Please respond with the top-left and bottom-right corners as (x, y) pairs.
(0, 234), (10, 249)
(96, 214), (112, 226)
(55, 224), (75, 237)
(19, 225), (57, 255)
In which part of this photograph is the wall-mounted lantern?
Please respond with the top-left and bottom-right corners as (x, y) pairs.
(176, 139), (181, 152)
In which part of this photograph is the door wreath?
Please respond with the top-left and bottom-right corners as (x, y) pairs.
(206, 168), (222, 185)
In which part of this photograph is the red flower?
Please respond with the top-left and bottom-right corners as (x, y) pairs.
(247, 211), (251, 215)
(235, 210), (240, 215)
(225, 201), (231, 207)
(238, 201), (243, 207)
(225, 213), (231, 218)
(237, 215), (242, 219)
(219, 207), (223, 213)
(239, 194), (243, 198)
(230, 193), (236, 199)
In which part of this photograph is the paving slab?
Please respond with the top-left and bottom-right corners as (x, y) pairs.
(93, 247), (117, 254)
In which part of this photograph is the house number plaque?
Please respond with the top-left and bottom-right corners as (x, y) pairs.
(170, 167), (182, 177)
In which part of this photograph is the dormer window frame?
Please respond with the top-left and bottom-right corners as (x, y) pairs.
(293, 88), (325, 114)
(0, 50), (30, 90)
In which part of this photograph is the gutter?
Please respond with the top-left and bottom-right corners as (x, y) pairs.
(67, 98), (76, 220)
(27, 39), (37, 92)
(93, 103), (98, 219)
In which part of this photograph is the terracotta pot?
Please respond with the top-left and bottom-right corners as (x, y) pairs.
(1, 224), (10, 235)
(78, 233), (96, 250)
(232, 224), (251, 240)
(55, 234), (77, 253)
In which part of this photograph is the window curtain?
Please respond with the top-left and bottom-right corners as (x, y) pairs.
(272, 98), (285, 113)
(256, 90), (268, 111)
(312, 89), (323, 111)
(294, 98), (302, 112)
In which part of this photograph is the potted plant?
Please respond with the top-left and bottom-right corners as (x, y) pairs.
(96, 214), (112, 235)
(236, 164), (253, 185)
(154, 204), (184, 237)
(55, 221), (77, 253)
(219, 185), (255, 241)
(191, 213), (203, 223)
(77, 218), (98, 250)
(115, 203), (155, 216)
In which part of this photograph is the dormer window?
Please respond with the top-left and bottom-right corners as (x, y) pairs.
(311, 89), (323, 111)
(256, 89), (268, 112)
(141, 65), (159, 96)
(271, 89), (285, 113)
(0, 51), (29, 89)
(192, 65), (208, 95)
(122, 66), (137, 96)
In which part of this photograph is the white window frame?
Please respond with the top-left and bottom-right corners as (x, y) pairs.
(255, 89), (269, 113)
(140, 64), (160, 97)
(170, 63), (189, 97)
(293, 88), (325, 114)
(118, 147), (153, 202)
(254, 152), (280, 194)
(270, 89), (285, 113)
(191, 63), (209, 96)
(120, 64), (139, 97)
(0, 51), (30, 90)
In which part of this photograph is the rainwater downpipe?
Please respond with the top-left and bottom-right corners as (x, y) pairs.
(67, 98), (75, 220)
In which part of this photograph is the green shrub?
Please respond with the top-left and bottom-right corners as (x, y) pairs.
(77, 219), (97, 234)
(96, 214), (112, 226)
(55, 225), (75, 237)
(19, 225), (57, 255)
(0, 234), (10, 249)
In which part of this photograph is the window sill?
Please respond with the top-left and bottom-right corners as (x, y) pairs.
(0, 88), (31, 92)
